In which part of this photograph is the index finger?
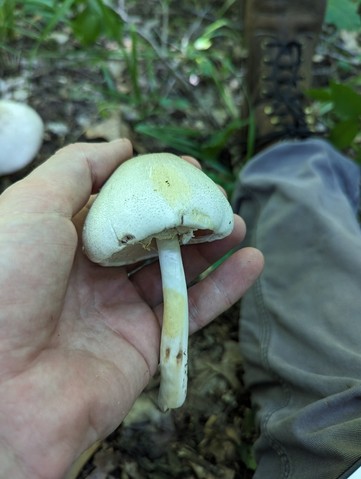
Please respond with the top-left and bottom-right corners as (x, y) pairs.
(0, 139), (133, 218)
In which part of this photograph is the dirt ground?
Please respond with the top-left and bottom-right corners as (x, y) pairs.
(1, 3), (359, 478)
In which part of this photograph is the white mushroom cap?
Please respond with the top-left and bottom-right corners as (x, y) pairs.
(83, 152), (234, 265)
(0, 100), (44, 175)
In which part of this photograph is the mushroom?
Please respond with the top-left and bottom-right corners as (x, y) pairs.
(0, 100), (44, 175)
(82, 152), (234, 411)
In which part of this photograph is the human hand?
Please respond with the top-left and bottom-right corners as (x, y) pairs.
(0, 140), (263, 478)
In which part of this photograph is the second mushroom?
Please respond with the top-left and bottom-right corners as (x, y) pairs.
(83, 152), (234, 411)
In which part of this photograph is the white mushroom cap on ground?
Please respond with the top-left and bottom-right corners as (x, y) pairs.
(0, 100), (44, 175)
(83, 152), (235, 411)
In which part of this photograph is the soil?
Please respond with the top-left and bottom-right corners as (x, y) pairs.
(0, 3), (359, 478)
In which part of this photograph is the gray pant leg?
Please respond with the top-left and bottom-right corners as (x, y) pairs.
(234, 139), (361, 479)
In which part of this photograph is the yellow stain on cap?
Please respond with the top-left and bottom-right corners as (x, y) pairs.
(149, 160), (192, 207)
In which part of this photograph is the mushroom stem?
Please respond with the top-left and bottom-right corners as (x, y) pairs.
(156, 236), (189, 412)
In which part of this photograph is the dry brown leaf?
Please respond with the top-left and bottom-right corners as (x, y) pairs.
(85, 112), (131, 142)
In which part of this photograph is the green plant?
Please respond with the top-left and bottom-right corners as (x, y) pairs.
(70, 0), (123, 46)
(185, 18), (239, 118)
(0, 0), (16, 43)
(326, 0), (361, 31)
(1, 1), (242, 171)
(307, 0), (361, 160)
(308, 82), (361, 161)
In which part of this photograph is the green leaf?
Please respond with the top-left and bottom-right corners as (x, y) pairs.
(196, 56), (216, 77)
(22, 0), (55, 12)
(71, 6), (101, 46)
(326, 0), (361, 31)
(193, 19), (230, 50)
(330, 82), (361, 119)
(70, 2), (122, 46)
(34, 0), (76, 45)
(239, 443), (257, 471)
(159, 97), (191, 111)
(100, 4), (123, 41)
(201, 18), (229, 38)
(135, 123), (202, 158)
(201, 118), (244, 158)
(194, 37), (212, 51)
(306, 87), (332, 102)
(329, 119), (360, 149)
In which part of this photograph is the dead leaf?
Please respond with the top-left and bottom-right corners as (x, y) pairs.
(85, 111), (131, 142)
